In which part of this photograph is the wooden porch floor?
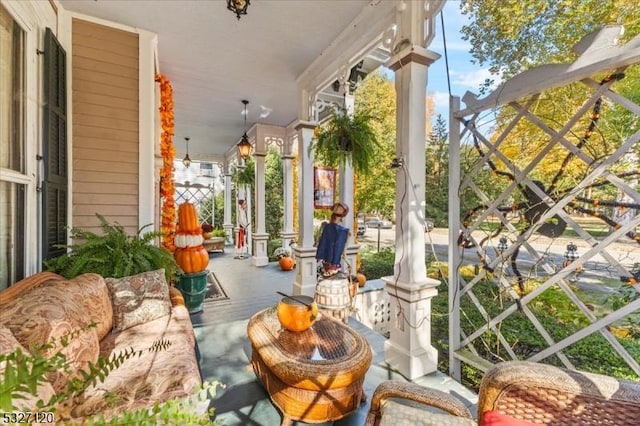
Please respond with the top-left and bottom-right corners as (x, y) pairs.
(191, 251), (478, 425)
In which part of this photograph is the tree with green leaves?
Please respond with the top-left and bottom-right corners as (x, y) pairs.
(460, 0), (640, 199)
(353, 70), (398, 218)
(460, 0), (639, 79)
(265, 147), (284, 239)
(425, 114), (449, 226)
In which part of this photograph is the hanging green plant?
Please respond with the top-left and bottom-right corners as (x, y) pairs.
(309, 107), (379, 175)
(233, 157), (255, 188)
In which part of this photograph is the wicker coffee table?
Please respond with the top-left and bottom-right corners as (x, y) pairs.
(247, 307), (372, 425)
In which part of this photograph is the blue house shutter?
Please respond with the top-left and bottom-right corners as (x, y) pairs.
(42, 27), (68, 261)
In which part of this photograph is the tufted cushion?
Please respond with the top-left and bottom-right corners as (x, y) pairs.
(66, 273), (113, 340)
(0, 326), (57, 412)
(0, 279), (100, 393)
(106, 269), (171, 332)
(380, 399), (476, 426)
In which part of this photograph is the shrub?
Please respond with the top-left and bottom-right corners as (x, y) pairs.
(267, 239), (283, 262)
(359, 247), (395, 279)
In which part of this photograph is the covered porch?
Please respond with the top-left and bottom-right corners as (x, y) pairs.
(2, 0), (639, 424)
(192, 251), (477, 425)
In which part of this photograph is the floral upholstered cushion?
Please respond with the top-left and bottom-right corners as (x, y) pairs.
(0, 326), (56, 413)
(106, 269), (172, 331)
(67, 273), (113, 340)
(0, 280), (100, 393)
(69, 304), (201, 420)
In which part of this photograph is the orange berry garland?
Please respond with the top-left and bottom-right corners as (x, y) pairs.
(156, 73), (177, 252)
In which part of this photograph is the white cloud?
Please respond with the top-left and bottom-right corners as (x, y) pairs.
(451, 68), (500, 92)
(429, 90), (450, 112)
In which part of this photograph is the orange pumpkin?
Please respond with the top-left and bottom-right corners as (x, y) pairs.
(277, 295), (318, 332)
(177, 202), (200, 233)
(278, 256), (295, 271)
(174, 246), (209, 273)
(356, 272), (367, 287)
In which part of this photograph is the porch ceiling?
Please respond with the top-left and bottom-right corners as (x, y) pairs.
(58, 0), (377, 162)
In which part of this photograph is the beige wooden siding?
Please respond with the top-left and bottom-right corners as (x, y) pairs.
(71, 19), (139, 233)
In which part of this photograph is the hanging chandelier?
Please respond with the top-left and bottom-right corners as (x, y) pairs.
(183, 137), (192, 168)
(227, 0), (250, 20)
(237, 100), (252, 160)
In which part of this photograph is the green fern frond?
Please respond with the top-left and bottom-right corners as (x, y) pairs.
(45, 214), (178, 279)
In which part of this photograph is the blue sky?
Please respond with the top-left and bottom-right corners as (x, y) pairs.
(424, 1), (495, 122)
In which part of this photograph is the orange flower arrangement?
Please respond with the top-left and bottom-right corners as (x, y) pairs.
(155, 73), (176, 252)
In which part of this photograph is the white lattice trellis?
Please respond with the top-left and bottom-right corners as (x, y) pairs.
(448, 26), (640, 382)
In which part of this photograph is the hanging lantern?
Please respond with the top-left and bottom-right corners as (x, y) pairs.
(237, 100), (252, 160)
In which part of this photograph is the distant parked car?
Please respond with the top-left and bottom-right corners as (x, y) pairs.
(357, 218), (367, 236)
(365, 217), (392, 229)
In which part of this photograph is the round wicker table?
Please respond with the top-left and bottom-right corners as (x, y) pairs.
(247, 307), (372, 425)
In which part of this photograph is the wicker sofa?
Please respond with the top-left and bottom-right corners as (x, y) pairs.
(0, 270), (202, 423)
(366, 360), (640, 425)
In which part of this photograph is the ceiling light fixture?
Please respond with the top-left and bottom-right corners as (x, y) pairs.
(183, 137), (192, 168)
(227, 0), (250, 20)
(237, 100), (252, 160)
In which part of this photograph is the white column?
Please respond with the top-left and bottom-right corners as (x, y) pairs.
(340, 93), (359, 277)
(383, 44), (441, 380)
(292, 121), (318, 296)
(281, 136), (296, 250)
(252, 128), (269, 266)
(448, 96), (463, 382)
(223, 163), (233, 245)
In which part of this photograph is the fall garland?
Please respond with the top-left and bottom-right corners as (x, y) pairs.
(155, 73), (176, 252)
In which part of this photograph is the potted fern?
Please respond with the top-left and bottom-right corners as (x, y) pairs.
(45, 214), (178, 281)
(309, 106), (379, 175)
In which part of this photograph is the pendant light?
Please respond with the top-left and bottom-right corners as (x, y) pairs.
(183, 137), (192, 168)
(237, 100), (252, 160)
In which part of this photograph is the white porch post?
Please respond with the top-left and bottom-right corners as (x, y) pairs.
(292, 121), (317, 296)
(340, 93), (359, 276)
(252, 128), (269, 266)
(382, 0), (442, 379)
(281, 135), (297, 249)
(223, 162), (233, 245)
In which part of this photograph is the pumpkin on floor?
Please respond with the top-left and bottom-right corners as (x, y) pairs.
(278, 256), (295, 271)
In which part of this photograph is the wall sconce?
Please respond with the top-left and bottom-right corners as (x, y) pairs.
(227, 0), (250, 20)
(183, 137), (192, 168)
(237, 100), (252, 160)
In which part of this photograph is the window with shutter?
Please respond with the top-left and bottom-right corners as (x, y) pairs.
(0, 5), (26, 289)
(42, 27), (68, 261)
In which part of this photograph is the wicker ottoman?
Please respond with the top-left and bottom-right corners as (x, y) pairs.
(247, 307), (372, 425)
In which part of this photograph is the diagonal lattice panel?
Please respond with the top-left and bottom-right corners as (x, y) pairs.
(450, 54), (640, 382)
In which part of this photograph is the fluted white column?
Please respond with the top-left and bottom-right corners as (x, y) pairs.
(383, 42), (441, 380)
(223, 163), (233, 245)
(292, 122), (318, 296)
(252, 129), (269, 267)
(340, 93), (359, 277)
(281, 136), (296, 249)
